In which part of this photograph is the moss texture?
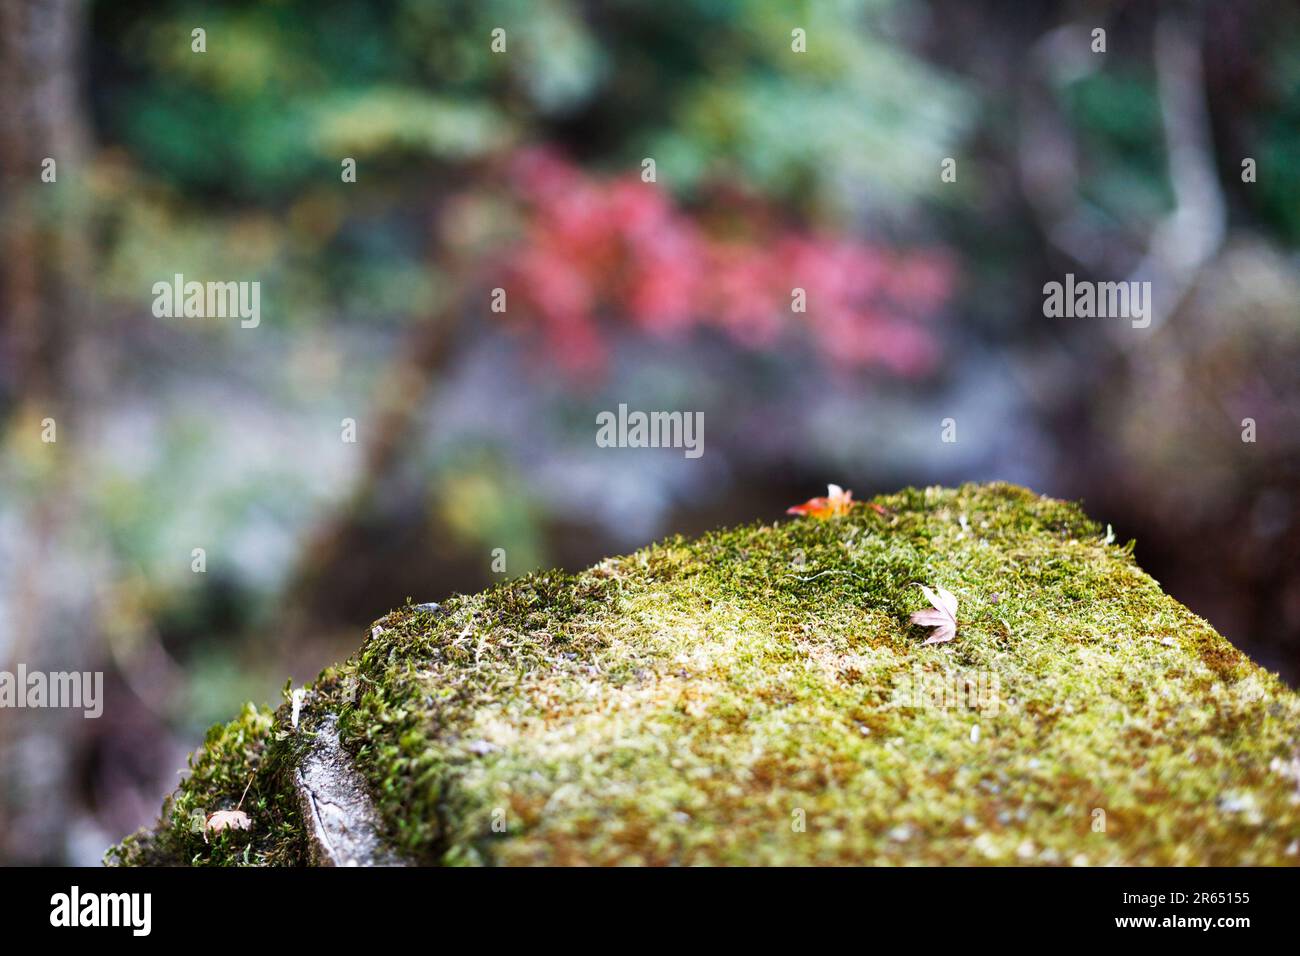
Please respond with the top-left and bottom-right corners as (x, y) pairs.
(106, 702), (308, 866)
(108, 483), (1300, 866)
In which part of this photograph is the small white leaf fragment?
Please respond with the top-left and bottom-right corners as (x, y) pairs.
(910, 584), (959, 645)
(204, 809), (251, 843)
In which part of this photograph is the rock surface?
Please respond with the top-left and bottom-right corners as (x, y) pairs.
(108, 483), (1300, 866)
(294, 715), (405, 866)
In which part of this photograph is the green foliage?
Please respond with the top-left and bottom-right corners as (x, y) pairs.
(95, 0), (969, 214)
(1254, 41), (1300, 243)
(643, 0), (974, 215)
(1065, 70), (1175, 222)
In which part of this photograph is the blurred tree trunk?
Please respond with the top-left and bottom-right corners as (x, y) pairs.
(0, 0), (90, 407)
(0, 0), (94, 864)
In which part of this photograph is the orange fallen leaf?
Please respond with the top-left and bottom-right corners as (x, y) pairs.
(787, 484), (853, 519)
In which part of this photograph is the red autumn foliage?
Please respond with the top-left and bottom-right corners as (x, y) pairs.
(499, 149), (953, 375)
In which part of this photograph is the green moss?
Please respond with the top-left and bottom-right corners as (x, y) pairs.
(106, 702), (309, 866)
(110, 483), (1300, 866)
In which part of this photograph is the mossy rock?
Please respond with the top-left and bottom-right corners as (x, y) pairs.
(108, 483), (1300, 866)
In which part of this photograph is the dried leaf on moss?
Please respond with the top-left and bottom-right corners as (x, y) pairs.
(911, 584), (958, 645)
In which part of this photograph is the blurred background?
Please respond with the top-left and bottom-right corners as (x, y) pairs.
(1, 0), (1297, 864)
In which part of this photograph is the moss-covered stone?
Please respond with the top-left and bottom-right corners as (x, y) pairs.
(108, 483), (1300, 866)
